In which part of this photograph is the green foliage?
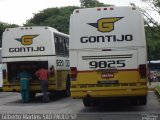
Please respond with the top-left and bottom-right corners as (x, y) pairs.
(80, 0), (111, 8)
(152, 0), (160, 8)
(0, 22), (18, 47)
(145, 26), (160, 60)
(24, 6), (79, 34)
(24, 1), (111, 34)
(140, 0), (160, 60)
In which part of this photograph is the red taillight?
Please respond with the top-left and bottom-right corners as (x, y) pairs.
(3, 70), (6, 79)
(132, 7), (136, 10)
(110, 8), (114, 10)
(139, 64), (147, 78)
(75, 10), (79, 13)
(97, 8), (101, 11)
(70, 67), (78, 81)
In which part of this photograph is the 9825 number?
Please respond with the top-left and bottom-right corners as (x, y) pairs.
(89, 60), (126, 69)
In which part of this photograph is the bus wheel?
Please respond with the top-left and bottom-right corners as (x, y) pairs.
(139, 96), (147, 105)
(83, 98), (92, 107)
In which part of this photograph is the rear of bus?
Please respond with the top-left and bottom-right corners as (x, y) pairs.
(69, 7), (148, 106)
(2, 26), (57, 94)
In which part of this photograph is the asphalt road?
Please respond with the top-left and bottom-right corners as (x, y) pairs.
(0, 91), (159, 120)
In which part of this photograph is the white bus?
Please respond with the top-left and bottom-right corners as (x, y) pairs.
(69, 7), (148, 106)
(2, 26), (70, 98)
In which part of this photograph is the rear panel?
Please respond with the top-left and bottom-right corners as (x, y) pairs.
(2, 26), (55, 61)
(77, 49), (139, 84)
(70, 7), (147, 99)
(70, 7), (146, 49)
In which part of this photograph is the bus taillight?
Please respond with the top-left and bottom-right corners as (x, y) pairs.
(139, 64), (147, 78)
(70, 67), (78, 81)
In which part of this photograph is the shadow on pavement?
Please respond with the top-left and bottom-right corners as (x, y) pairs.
(4, 92), (69, 105)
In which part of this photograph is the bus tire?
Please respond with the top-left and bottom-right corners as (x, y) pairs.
(139, 96), (147, 105)
(83, 98), (92, 107)
(64, 74), (70, 97)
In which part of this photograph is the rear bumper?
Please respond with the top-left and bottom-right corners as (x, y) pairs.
(3, 84), (57, 92)
(3, 84), (40, 92)
(71, 86), (148, 99)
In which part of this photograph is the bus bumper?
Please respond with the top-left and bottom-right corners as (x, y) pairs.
(71, 86), (148, 99)
(3, 84), (57, 92)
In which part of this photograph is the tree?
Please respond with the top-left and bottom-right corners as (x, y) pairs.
(24, 6), (79, 34)
(139, 0), (160, 34)
(80, 0), (111, 8)
(135, 0), (160, 60)
(145, 0), (160, 60)
(145, 26), (160, 60)
(142, 0), (160, 27)
(25, 1), (111, 34)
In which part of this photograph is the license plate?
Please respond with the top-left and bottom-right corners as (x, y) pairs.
(98, 80), (119, 84)
(101, 73), (114, 78)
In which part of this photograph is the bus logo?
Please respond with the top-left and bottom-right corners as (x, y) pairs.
(88, 17), (123, 32)
(15, 35), (38, 45)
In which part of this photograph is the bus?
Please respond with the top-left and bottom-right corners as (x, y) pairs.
(148, 60), (160, 81)
(69, 7), (148, 106)
(2, 26), (70, 99)
(148, 60), (160, 71)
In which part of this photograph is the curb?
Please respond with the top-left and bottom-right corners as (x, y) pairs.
(155, 85), (160, 95)
(148, 88), (155, 91)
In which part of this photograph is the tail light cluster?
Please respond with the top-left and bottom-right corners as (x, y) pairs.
(70, 67), (78, 81)
(139, 64), (147, 79)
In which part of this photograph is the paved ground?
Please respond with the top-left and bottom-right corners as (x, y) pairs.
(0, 91), (159, 120)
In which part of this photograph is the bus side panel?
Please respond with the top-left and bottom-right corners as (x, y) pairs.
(55, 56), (70, 91)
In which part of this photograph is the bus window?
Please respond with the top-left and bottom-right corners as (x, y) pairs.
(54, 35), (59, 54)
(59, 37), (65, 54)
(64, 38), (69, 56)
(54, 33), (69, 56)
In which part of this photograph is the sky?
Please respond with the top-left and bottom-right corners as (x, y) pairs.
(0, 0), (155, 26)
